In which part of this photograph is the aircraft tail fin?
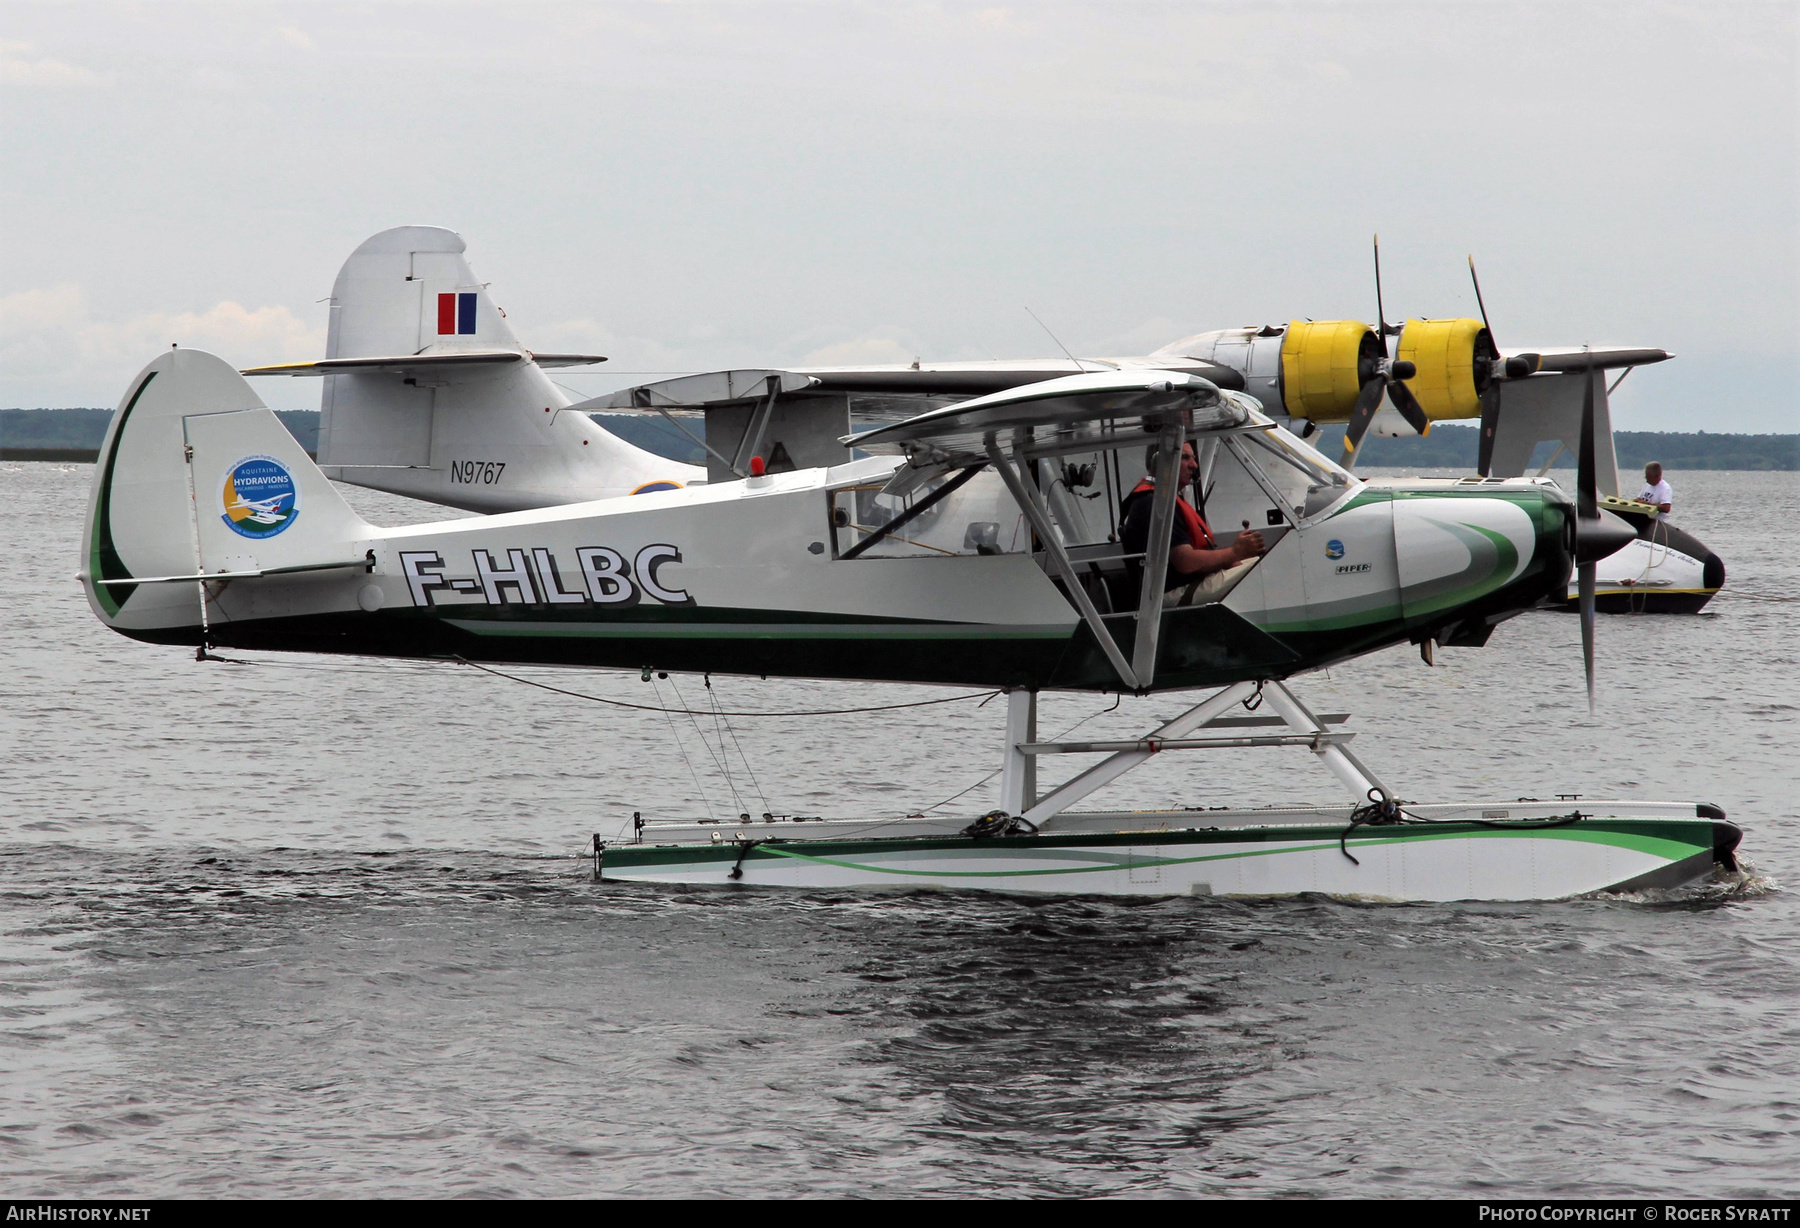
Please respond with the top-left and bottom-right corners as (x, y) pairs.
(83, 348), (374, 631)
(278, 225), (700, 511)
(1486, 371), (1621, 494)
(325, 224), (526, 363)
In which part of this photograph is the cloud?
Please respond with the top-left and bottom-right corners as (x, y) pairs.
(0, 40), (102, 87)
(273, 25), (315, 52)
(1088, 317), (1191, 357)
(0, 286), (324, 391)
(969, 8), (1036, 35)
(797, 335), (919, 367)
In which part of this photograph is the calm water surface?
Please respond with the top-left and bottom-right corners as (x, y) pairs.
(2, 463), (1796, 1197)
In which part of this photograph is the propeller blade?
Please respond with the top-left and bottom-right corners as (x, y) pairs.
(1468, 255), (1496, 349)
(1579, 561), (1597, 714)
(1575, 349), (1601, 714)
(1477, 384), (1501, 476)
(1373, 235), (1387, 346)
(1341, 377), (1387, 466)
(1577, 353), (1598, 520)
(1388, 377), (1431, 436)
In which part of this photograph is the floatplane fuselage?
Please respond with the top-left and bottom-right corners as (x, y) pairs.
(90, 352), (1573, 691)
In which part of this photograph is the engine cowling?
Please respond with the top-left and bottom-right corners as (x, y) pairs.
(1394, 317), (1495, 420)
(1279, 320), (1382, 421)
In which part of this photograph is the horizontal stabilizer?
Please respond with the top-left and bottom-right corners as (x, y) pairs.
(92, 557), (370, 586)
(243, 351), (606, 377)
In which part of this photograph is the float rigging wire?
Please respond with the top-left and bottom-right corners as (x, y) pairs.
(453, 657), (1001, 717)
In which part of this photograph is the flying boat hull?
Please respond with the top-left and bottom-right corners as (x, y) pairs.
(1555, 520), (1724, 614)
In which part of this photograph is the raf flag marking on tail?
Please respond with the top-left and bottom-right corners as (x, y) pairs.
(437, 292), (477, 336)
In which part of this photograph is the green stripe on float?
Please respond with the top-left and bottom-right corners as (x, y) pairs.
(612, 824), (1710, 880)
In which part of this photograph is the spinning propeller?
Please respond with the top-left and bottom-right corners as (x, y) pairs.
(1571, 351), (1638, 712)
(1341, 236), (1429, 465)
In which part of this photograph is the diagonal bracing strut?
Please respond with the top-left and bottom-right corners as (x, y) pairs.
(1018, 680), (1390, 825)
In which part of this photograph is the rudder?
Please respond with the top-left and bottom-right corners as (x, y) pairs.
(83, 349), (373, 631)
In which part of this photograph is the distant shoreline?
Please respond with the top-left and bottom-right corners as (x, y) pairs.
(6, 408), (1796, 471)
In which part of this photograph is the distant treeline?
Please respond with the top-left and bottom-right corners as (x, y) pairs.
(0, 408), (711, 465)
(2, 407), (324, 458)
(5, 408), (1795, 470)
(1280, 424), (1798, 471)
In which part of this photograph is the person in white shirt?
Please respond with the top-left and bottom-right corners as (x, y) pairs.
(1637, 463), (1672, 519)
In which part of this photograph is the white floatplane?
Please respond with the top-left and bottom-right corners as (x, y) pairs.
(81, 338), (1741, 902)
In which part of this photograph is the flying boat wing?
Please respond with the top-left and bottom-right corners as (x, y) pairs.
(1500, 346), (1670, 375)
(242, 351), (606, 377)
(789, 358), (1246, 397)
(569, 370), (820, 411)
(573, 359), (1247, 413)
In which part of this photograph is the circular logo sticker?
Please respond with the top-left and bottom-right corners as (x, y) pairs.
(1325, 539), (1345, 560)
(220, 455), (300, 539)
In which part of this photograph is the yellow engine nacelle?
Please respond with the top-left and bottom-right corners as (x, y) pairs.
(1394, 317), (1495, 420)
(1279, 320), (1381, 421)
(1180, 317), (1496, 425)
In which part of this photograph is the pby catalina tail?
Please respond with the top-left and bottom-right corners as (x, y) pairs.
(83, 348), (377, 636)
(241, 225), (701, 512)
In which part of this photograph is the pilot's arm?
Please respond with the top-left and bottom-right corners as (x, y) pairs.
(1171, 531), (1265, 577)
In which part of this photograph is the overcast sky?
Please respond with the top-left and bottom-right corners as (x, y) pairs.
(3, 1), (1795, 430)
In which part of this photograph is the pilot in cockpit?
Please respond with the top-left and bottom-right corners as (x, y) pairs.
(1120, 441), (1266, 607)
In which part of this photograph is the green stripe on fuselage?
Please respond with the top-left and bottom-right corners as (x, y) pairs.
(87, 370), (158, 616)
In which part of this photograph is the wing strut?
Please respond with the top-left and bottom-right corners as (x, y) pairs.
(730, 376), (782, 475)
(984, 433), (1140, 692)
(1131, 419), (1186, 688)
(641, 401), (745, 478)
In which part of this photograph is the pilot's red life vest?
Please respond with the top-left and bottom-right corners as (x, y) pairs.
(1127, 480), (1215, 548)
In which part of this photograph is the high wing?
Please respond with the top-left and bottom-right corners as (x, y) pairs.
(851, 369), (1262, 464)
(577, 358), (1248, 483)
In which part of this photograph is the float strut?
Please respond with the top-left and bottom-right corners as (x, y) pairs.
(999, 689), (1038, 816)
(1261, 682), (1390, 802)
(1020, 681), (1258, 825)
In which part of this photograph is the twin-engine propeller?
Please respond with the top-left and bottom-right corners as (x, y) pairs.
(1274, 239), (1505, 468)
(1339, 235), (1431, 464)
